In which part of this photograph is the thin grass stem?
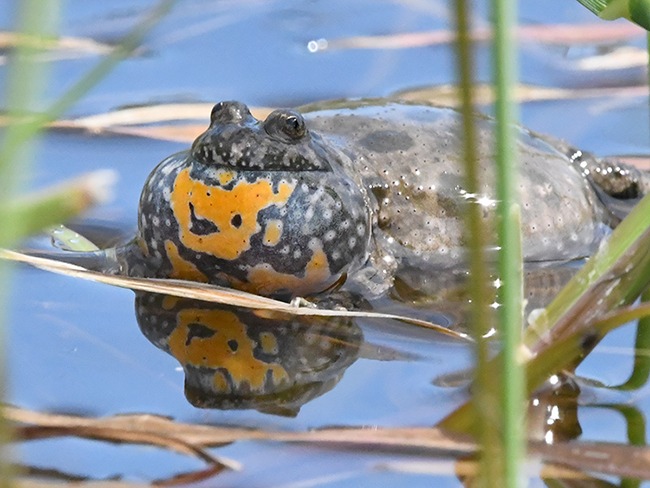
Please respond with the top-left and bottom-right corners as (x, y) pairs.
(492, 0), (525, 485)
(453, 1), (501, 484)
(0, 1), (62, 485)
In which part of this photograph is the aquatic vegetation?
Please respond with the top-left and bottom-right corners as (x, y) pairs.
(578, 0), (650, 30)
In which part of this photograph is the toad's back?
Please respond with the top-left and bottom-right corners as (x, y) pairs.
(303, 102), (608, 268)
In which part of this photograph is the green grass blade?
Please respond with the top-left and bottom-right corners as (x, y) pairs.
(441, 201), (650, 434)
(0, 0), (61, 238)
(577, 0), (609, 15)
(629, 0), (650, 29)
(0, 1), (62, 486)
(453, 0), (501, 483)
(444, 293), (650, 436)
(616, 405), (646, 446)
(622, 27), (650, 396)
(524, 193), (650, 353)
(575, 0), (650, 30)
(0, 3), (174, 483)
(44, 0), (174, 122)
(493, 0), (524, 482)
(526, 302), (650, 395)
(0, 171), (116, 248)
(0, 0), (175, 176)
(613, 288), (650, 391)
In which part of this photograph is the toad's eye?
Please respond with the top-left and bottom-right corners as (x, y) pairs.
(283, 114), (305, 139)
(210, 101), (251, 125)
(264, 110), (306, 142)
(210, 101), (225, 118)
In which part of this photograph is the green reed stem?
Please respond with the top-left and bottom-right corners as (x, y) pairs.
(444, 204), (650, 431)
(0, 0), (175, 173)
(444, 5), (650, 473)
(0, 2), (174, 483)
(0, 1), (62, 485)
(453, 1), (501, 484)
(617, 32), (650, 393)
(576, 0), (650, 30)
(0, 171), (116, 248)
(492, 0), (524, 485)
(524, 198), (650, 352)
(616, 402), (646, 488)
(614, 287), (650, 391)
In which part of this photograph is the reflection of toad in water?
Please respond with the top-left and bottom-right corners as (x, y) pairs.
(135, 293), (362, 416)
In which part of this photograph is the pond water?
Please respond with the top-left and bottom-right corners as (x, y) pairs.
(4, 0), (650, 485)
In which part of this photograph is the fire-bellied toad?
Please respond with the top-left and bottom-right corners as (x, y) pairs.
(99, 100), (650, 298)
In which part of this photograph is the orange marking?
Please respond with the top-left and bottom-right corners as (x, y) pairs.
(234, 243), (335, 297)
(259, 332), (279, 355)
(213, 371), (229, 392)
(262, 219), (283, 247)
(217, 170), (235, 186)
(136, 237), (150, 257)
(168, 308), (289, 393)
(164, 239), (209, 282)
(171, 168), (295, 261)
(161, 295), (180, 310)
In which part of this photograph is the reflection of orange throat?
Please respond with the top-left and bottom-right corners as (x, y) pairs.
(168, 308), (289, 394)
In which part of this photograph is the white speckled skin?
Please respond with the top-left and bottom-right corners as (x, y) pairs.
(302, 101), (610, 272)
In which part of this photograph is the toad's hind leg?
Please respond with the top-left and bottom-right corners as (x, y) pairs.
(556, 142), (650, 223)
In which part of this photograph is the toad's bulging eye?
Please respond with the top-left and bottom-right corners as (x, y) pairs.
(283, 114), (305, 139)
(210, 101), (225, 118)
(264, 110), (307, 142)
(210, 101), (251, 125)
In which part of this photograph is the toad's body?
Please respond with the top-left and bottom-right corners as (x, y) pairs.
(302, 102), (610, 266)
(124, 100), (648, 298)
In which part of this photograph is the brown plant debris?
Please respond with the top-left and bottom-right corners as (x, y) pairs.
(0, 249), (468, 339)
(0, 31), (112, 64)
(324, 23), (644, 50)
(8, 405), (650, 481)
